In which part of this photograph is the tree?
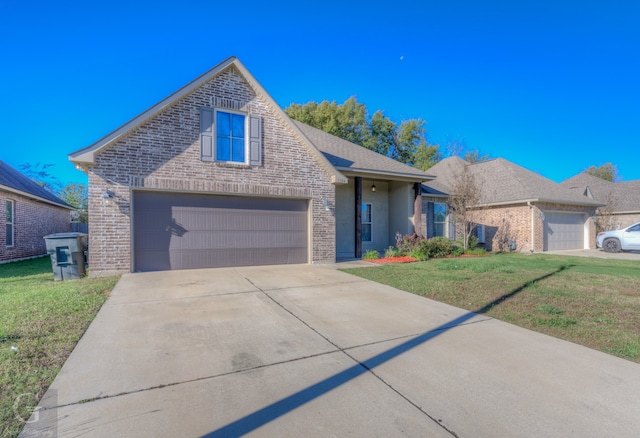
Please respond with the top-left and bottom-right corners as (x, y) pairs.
(463, 149), (491, 163)
(444, 137), (490, 163)
(285, 97), (438, 167)
(585, 163), (618, 182)
(447, 164), (481, 251)
(58, 183), (89, 223)
(285, 96), (369, 147)
(19, 162), (62, 194)
(364, 110), (396, 155)
(413, 143), (442, 171)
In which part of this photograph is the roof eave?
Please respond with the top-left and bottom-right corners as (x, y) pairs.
(70, 56), (239, 165)
(0, 184), (73, 210)
(337, 167), (434, 183)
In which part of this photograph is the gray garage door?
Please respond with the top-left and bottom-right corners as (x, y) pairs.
(543, 212), (585, 251)
(133, 191), (308, 272)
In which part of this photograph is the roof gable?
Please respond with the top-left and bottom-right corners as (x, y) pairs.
(69, 57), (347, 185)
(561, 172), (640, 212)
(0, 161), (71, 208)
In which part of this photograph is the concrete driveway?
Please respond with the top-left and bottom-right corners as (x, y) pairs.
(545, 248), (640, 260)
(21, 264), (640, 437)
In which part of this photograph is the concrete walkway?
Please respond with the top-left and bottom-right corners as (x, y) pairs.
(21, 264), (640, 437)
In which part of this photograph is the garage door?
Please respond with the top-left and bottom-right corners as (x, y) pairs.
(133, 192), (308, 272)
(543, 212), (585, 251)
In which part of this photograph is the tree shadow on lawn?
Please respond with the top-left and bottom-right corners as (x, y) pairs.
(204, 265), (573, 437)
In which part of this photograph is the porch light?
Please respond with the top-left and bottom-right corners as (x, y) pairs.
(102, 190), (114, 206)
(371, 182), (376, 192)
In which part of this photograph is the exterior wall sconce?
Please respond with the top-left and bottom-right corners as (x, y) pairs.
(322, 198), (330, 211)
(371, 182), (376, 192)
(102, 189), (115, 206)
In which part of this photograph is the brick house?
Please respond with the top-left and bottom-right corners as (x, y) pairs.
(561, 172), (640, 231)
(422, 157), (604, 252)
(70, 57), (432, 276)
(0, 161), (72, 262)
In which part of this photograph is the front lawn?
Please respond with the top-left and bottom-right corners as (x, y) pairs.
(343, 253), (640, 363)
(0, 257), (120, 438)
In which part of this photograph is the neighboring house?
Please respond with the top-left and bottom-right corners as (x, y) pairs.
(422, 157), (604, 252)
(69, 57), (432, 276)
(0, 161), (72, 262)
(561, 173), (640, 231)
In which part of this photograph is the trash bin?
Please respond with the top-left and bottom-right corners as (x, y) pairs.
(44, 232), (88, 280)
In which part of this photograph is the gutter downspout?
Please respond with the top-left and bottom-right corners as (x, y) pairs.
(527, 201), (534, 252)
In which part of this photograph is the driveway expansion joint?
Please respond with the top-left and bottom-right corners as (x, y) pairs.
(243, 274), (467, 437)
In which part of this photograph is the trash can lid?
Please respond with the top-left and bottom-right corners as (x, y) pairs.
(44, 232), (88, 239)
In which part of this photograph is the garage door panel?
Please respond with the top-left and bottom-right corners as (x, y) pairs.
(133, 192), (309, 272)
(544, 213), (585, 251)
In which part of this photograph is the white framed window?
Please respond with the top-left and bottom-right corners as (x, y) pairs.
(362, 203), (372, 242)
(200, 107), (262, 166)
(215, 109), (246, 162)
(6, 199), (14, 247)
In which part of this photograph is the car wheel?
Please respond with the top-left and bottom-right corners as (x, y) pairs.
(603, 238), (621, 253)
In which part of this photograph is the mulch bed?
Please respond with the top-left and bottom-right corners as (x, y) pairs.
(366, 256), (418, 264)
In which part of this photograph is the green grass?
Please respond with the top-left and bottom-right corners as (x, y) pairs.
(0, 257), (119, 438)
(343, 253), (640, 363)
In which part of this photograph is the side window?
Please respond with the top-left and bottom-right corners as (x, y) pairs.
(6, 199), (14, 247)
(200, 107), (262, 166)
(628, 224), (640, 232)
(434, 203), (447, 237)
(362, 203), (372, 242)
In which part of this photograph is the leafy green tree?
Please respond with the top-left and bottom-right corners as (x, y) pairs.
(59, 183), (89, 223)
(286, 96), (369, 146)
(364, 110), (396, 155)
(392, 119), (427, 165)
(463, 150), (491, 163)
(19, 162), (62, 194)
(414, 143), (442, 171)
(585, 163), (618, 182)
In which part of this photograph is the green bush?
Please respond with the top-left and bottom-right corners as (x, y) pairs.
(467, 234), (479, 250)
(409, 248), (429, 261)
(362, 249), (379, 260)
(416, 237), (457, 258)
(395, 233), (424, 255)
(384, 246), (403, 258)
(465, 248), (487, 256)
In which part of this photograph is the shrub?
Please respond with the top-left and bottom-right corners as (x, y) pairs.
(409, 248), (429, 261)
(384, 246), (403, 258)
(465, 248), (487, 256)
(467, 234), (479, 250)
(362, 249), (379, 260)
(416, 237), (457, 259)
(395, 233), (424, 255)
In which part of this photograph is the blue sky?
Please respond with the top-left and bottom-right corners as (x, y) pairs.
(1, 0), (638, 186)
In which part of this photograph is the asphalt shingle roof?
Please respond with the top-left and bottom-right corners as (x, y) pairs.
(0, 161), (71, 208)
(293, 120), (434, 181)
(423, 157), (603, 207)
(561, 173), (640, 212)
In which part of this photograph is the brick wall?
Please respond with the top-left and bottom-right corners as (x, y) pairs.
(422, 197), (597, 252)
(0, 190), (70, 262)
(88, 65), (336, 276)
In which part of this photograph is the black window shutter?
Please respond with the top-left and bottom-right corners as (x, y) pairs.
(249, 115), (262, 166)
(426, 201), (435, 238)
(200, 108), (214, 161)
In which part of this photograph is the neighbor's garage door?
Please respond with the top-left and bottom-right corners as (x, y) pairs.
(543, 212), (585, 251)
(133, 191), (308, 272)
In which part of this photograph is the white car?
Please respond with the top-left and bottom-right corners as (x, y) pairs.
(597, 222), (640, 252)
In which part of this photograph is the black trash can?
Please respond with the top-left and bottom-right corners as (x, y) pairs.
(44, 232), (88, 280)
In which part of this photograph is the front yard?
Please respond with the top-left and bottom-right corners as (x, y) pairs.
(344, 253), (640, 363)
(0, 257), (119, 438)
